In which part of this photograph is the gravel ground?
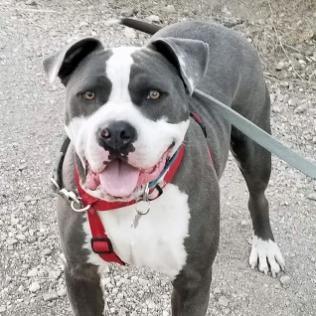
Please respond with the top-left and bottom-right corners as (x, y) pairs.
(0, 0), (315, 315)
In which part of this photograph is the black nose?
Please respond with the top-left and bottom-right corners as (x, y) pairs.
(98, 121), (137, 154)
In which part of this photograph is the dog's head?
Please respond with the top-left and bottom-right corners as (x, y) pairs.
(44, 37), (209, 201)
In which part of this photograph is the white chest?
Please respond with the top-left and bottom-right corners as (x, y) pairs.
(82, 184), (191, 279)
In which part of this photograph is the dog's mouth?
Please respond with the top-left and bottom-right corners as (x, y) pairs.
(84, 149), (172, 199)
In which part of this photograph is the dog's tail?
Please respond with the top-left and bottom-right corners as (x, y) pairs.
(120, 18), (162, 35)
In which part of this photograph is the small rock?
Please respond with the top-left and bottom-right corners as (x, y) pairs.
(0, 306), (6, 313)
(222, 6), (232, 15)
(121, 8), (136, 17)
(213, 287), (221, 295)
(48, 269), (62, 280)
(145, 15), (161, 23)
(218, 295), (229, 307)
(275, 61), (286, 71)
(57, 288), (67, 297)
(27, 268), (38, 277)
(78, 21), (88, 28)
(25, 195), (32, 202)
(43, 292), (59, 301)
(288, 98), (296, 107)
(43, 248), (52, 256)
(11, 216), (19, 225)
(16, 233), (25, 240)
(280, 275), (291, 288)
(223, 308), (231, 314)
(18, 165), (27, 171)
(162, 311), (169, 316)
(26, 0), (37, 5)
(280, 81), (289, 88)
(7, 238), (18, 246)
(124, 28), (137, 39)
(29, 282), (40, 293)
(307, 193), (316, 201)
(147, 300), (156, 309)
(118, 307), (128, 316)
(272, 106), (281, 113)
(298, 59), (306, 65)
(294, 105), (307, 114)
(162, 5), (176, 13)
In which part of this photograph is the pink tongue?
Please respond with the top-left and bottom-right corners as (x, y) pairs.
(99, 160), (140, 197)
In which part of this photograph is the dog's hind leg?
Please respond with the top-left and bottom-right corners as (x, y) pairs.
(64, 263), (104, 316)
(230, 88), (285, 277)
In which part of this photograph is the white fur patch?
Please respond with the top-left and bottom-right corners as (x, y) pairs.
(106, 47), (139, 102)
(249, 235), (285, 277)
(82, 184), (190, 279)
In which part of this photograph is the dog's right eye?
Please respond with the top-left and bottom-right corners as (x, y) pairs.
(81, 91), (96, 101)
(147, 89), (161, 101)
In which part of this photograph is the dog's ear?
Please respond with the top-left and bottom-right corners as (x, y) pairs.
(150, 37), (209, 95)
(43, 38), (103, 85)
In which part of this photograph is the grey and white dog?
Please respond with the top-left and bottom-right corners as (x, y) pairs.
(44, 19), (285, 316)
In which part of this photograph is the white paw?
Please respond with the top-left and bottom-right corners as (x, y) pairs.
(249, 235), (285, 277)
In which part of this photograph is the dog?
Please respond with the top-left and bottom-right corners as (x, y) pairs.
(44, 19), (285, 316)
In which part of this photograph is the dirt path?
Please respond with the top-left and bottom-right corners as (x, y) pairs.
(0, 0), (315, 315)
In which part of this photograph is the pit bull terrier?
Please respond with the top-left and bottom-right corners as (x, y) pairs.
(44, 19), (285, 316)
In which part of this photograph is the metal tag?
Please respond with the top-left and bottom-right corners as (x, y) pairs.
(132, 213), (142, 229)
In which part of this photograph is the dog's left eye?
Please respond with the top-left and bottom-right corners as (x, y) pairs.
(81, 91), (96, 101)
(147, 90), (161, 100)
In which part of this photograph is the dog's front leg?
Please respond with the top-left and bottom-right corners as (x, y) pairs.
(64, 263), (104, 316)
(171, 266), (213, 316)
(170, 172), (220, 316)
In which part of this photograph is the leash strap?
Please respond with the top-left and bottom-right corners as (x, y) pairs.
(190, 112), (207, 137)
(194, 89), (316, 180)
(51, 137), (71, 191)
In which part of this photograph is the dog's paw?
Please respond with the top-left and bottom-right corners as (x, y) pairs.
(249, 235), (285, 277)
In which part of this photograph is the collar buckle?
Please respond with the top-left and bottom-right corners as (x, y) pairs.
(91, 236), (113, 254)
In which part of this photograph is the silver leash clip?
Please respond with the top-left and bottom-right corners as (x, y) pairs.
(70, 201), (91, 213)
(59, 188), (91, 212)
(51, 176), (90, 213)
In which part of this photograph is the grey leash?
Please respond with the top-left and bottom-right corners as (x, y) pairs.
(194, 89), (316, 180)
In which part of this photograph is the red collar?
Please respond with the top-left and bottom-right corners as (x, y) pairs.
(74, 144), (186, 265)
